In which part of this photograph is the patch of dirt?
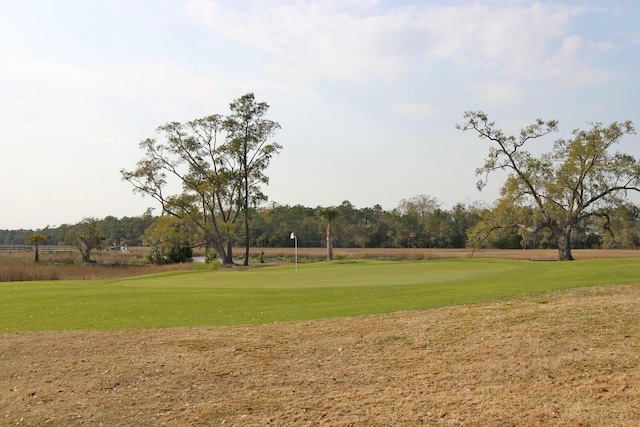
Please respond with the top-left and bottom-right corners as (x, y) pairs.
(2, 285), (639, 426)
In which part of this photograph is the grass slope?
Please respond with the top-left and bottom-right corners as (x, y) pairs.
(2, 258), (639, 332)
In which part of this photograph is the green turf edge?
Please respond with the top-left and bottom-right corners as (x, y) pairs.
(1, 258), (639, 332)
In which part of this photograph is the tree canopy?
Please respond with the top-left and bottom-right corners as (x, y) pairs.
(224, 93), (282, 265)
(458, 111), (638, 260)
(120, 93), (281, 265)
(65, 218), (105, 263)
(27, 232), (46, 262)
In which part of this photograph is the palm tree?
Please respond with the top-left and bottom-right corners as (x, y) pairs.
(320, 208), (338, 261)
(27, 233), (46, 263)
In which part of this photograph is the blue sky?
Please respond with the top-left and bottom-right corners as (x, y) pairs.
(1, 0), (638, 229)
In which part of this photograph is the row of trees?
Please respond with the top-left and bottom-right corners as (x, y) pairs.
(250, 197), (480, 249)
(5, 195), (640, 263)
(0, 213), (155, 248)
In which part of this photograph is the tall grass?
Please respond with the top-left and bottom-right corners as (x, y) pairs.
(247, 247), (640, 262)
(0, 250), (190, 281)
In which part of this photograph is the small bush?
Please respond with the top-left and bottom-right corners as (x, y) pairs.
(193, 259), (221, 271)
(147, 249), (166, 265)
(205, 250), (219, 264)
(166, 245), (193, 264)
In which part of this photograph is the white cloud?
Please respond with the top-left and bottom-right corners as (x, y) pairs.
(187, 0), (414, 83)
(392, 103), (434, 119)
(186, 0), (614, 89)
(0, 51), (240, 139)
(540, 36), (616, 87)
(416, 2), (584, 77)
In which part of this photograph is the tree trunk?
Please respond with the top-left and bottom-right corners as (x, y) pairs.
(206, 231), (231, 265)
(556, 228), (574, 261)
(326, 222), (333, 261)
(243, 212), (250, 266)
(225, 240), (234, 265)
(34, 243), (40, 263)
(242, 138), (250, 267)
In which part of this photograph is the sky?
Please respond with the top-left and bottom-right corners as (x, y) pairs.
(1, 0), (639, 230)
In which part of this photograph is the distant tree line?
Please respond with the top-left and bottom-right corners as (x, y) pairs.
(249, 197), (640, 250)
(3, 195), (640, 254)
(0, 210), (155, 248)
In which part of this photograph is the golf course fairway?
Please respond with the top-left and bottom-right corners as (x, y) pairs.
(2, 258), (639, 331)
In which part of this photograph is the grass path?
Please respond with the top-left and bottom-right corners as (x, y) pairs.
(2, 258), (639, 331)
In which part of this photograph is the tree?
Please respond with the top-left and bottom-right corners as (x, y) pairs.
(360, 204), (388, 248)
(397, 195), (441, 247)
(397, 194), (440, 219)
(65, 218), (105, 263)
(467, 200), (539, 250)
(458, 111), (638, 260)
(320, 207), (339, 261)
(251, 204), (318, 247)
(449, 202), (482, 248)
(142, 215), (194, 264)
(27, 232), (46, 262)
(98, 215), (125, 248)
(121, 94), (281, 265)
(223, 93), (282, 266)
(121, 114), (237, 264)
(600, 203), (640, 249)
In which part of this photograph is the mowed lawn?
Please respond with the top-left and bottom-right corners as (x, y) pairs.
(2, 258), (639, 332)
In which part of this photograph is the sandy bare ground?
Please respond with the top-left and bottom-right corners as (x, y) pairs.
(2, 285), (639, 426)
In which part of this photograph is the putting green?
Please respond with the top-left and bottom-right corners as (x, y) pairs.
(1, 258), (638, 331)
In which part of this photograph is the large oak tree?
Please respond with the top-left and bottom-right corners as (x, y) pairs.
(458, 111), (638, 260)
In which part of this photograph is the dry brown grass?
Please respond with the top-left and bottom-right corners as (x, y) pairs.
(2, 285), (639, 426)
(0, 249), (190, 281)
(252, 247), (640, 262)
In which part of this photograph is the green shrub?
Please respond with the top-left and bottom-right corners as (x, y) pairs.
(147, 248), (166, 265)
(205, 250), (218, 264)
(193, 258), (221, 270)
(167, 245), (193, 264)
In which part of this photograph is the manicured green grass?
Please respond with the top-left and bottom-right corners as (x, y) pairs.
(2, 258), (639, 332)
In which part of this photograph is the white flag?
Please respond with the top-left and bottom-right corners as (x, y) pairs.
(290, 232), (296, 239)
